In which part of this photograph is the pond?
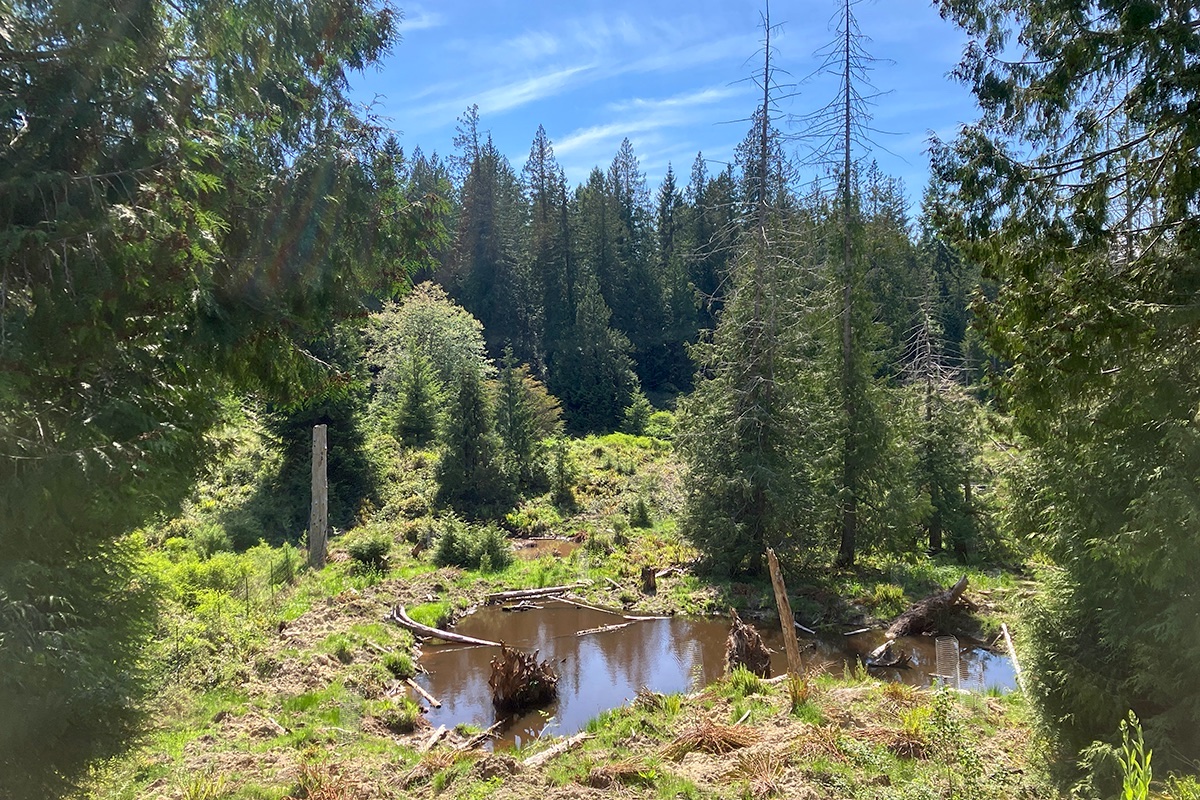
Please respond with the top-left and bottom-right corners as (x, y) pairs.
(415, 599), (1015, 748)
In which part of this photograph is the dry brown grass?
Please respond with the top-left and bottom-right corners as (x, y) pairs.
(283, 762), (356, 800)
(585, 758), (656, 788)
(790, 724), (845, 761)
(399, 748), (478, 788)
(879, 681), (921, 709)
(661, 718), (762, 759)
(725, 750), (788, 798)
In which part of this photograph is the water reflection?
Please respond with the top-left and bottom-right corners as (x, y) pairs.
(416, 600), (1016, 748)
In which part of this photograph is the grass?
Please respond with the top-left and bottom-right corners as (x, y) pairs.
(86, 413), (1058, 800)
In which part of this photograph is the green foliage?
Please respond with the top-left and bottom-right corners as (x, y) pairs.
(366, 698), (422, 734)
(393, 343), (443, 445)
(1120, 712), (1153, 800)
(622, 390), (654, 435)
(381, 652), (416, 680)
(495, 346), (552, 489)
(431, 517), (513, 572)
(344, 528), (391, 573)
(436, 368), (514, 513)
(937, 0), (1200, 773)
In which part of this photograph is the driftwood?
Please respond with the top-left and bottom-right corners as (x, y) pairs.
(420, 725), (447, 752)
(866, 641), (913, 669)
(485, 583), (589, 605)
(1001, 623), (1026, 694)
(389, 606), (502, 647)
(406, 678), (442, 708)
(501, 601), (543, 612)
(576, 621), (634, 637)
(886, 575), (970, 638)
(522, 732), (590, 768)
(725, 609), (771, 678)
(767, 548), (804, 676)
(459, 719), (505, 750)
(555, 595), (668, 621)
(489, 644), (559, 712)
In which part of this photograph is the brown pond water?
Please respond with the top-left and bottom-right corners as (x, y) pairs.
(415, 599), (1016, 749)
(512, 539), (580, 560)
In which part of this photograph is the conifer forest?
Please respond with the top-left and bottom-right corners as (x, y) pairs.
(2, 1), (1199, 798)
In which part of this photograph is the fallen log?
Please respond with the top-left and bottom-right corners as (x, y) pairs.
(521, 732), (590, 768)
(389, 606), (502, 647)
(556, 594), (669, 621)
(1001, 623), (1026, 694)
(886, 575), (970, 639)
(485, 583), (589, 605)
(575, 621), (634, 637)
(501, 601), (543, 612)
(420, 725), (447, 753)
(406, 678), (442, 708)
(866, 641), (912, 669)
(460, 720), (505, 751)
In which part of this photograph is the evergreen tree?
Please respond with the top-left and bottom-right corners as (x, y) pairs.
(937, 0), (1200, 772)
(0, 0), (426, 792)
(495, 345), (544, 489)
(550, 273), (639, 433)
(655, 165), (699, 390)
(394, 341), (443, 445)
(436, 368), (511, 513)
(449, 112), (534, 362)
(522, 126), (573, 374)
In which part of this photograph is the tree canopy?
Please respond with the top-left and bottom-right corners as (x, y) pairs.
(0, 0), (436, 793)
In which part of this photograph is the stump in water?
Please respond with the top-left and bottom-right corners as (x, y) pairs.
(725, 609), (771, 678)
(489, 644), (559, 712)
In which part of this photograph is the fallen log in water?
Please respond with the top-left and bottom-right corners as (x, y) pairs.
(459, 720), (505, 751)
(575, 621), (634, 637)
(389, 606), (503, 647)
(406, 678), (442, 708)
(484, 583), (590, 605)
(886, 575), (970, 638)
(555, 594), (669, 621)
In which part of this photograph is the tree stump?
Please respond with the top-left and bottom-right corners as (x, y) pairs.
(725, 609), (771, 678)
(640, 566), (657, 594)
(489, 644), (559, 712)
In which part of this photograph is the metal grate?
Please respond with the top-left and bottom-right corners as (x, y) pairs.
(934, 635), (960, 689)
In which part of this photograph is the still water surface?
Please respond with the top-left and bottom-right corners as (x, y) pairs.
(416, 599), (1015, 748)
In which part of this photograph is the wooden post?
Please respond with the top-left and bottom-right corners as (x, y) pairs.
(308, 424), (328, 569)
(766, 548), (804, 676)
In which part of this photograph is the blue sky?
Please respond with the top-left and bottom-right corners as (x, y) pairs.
(349, 1), (979, 211)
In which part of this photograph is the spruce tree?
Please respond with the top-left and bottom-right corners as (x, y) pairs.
(495, 345), (544, 489)
(436, 367), (511, 513)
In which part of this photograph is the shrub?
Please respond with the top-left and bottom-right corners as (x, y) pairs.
(345, 528), (391, 572)
(382, 652), (416, 680)
(431, 517), (512, 572)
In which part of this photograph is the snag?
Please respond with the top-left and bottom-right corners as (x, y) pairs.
(725, 608), (771, 678)
(488, 644), (559, 712)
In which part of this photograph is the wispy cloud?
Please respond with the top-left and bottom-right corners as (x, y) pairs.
(400, 4), (445, 32)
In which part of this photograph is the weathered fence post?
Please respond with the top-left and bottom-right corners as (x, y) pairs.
(766, 548), (805, 677)
(308, 424), (328, 569)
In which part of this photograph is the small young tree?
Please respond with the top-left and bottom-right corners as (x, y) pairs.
(436, 368), (512, 514)
(495, 345), (545, 489)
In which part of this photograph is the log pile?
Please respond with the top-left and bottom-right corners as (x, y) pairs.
(885, 575), (970, 638)
(724, 609), (771, 678)
(488, 644), (558, 712)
